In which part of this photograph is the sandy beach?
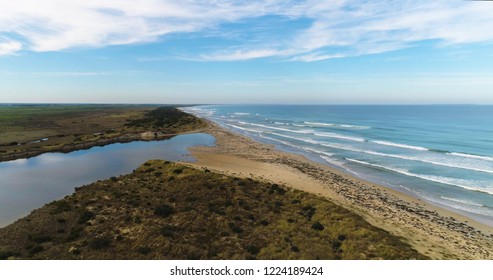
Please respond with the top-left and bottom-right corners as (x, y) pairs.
(185, 120), (493, 259)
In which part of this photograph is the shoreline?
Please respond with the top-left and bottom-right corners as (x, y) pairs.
(0, 129), (208, 164)
(184, 120), (493, 259)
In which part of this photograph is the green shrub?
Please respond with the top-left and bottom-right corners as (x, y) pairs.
(260, 220), (269, 226)
(66, 227), (83, 241)
(300, 205), (316, 220)
(29, 234), (52, 244)
(51, 200), (72, 214)
(154, 204), (174, 218)
(311, 222), (324, 231)
(137, 246), (152, 255)
(270, 184), (286, 195)
(89, 237), (111, 250)
(332, 240), (342, 250)
(0, 250), (15, 260)
(28, 245), (44, 255)
(246, 245), (260, 255)
(228, 223), (243, 234)
(78, 210), (95, 224)
(160, 225), (178, 237)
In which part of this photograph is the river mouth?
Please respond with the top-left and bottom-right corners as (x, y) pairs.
(0, 133), (215, 228)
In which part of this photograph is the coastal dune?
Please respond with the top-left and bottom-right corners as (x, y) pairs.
(185, 121), (493, 259)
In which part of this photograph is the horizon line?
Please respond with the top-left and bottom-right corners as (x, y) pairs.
(0, 102), (490, 106)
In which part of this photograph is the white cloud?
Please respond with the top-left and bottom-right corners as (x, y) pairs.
(0, 39), (22, 55)
(0, 0), (279, 52)
(290, 52), (345, 62)
(1, 1), (493, 61)
(201, 49), (281, 61)
(279, 0), (493, 61)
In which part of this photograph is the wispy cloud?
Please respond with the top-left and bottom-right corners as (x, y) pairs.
(200, 49), (281, 61)
(1, 1), (493, 61)
(0, 38), (22, 55)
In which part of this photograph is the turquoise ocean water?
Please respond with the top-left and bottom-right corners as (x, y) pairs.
(181, 105), (493, 225)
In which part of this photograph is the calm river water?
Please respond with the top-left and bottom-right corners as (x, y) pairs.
(0, 133), (215, 227)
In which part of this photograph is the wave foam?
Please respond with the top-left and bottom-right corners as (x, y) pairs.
(258, 134), (295, 147)
(225, 124), (263, 133)
(269, 132), (321, 145)
(304, 122), (369, 129)
(264, 132), (493, 175)
(372, 140), (428, 151)
(304, 121), (335, 127)
(319, 142), (364, 153)
(320, 155), (345, 168)
(346, 158), (493, 195)
(302, 147), (334, 157)
(244, 122), (314, 134)
(314, 132), (365, 142)
(260, 135), (337, 162)
(362, 151), (493, 174)
(440, 196), (484, 207)
(449, 152), (493, 162)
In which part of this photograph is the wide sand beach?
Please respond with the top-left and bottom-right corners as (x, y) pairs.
(185, 119), (493, 259)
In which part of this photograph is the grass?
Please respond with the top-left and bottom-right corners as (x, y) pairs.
(0, 160), (427, 260)
(0, 105), (153, 146)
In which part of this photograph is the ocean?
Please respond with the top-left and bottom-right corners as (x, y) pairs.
(181, 105), (493, 225)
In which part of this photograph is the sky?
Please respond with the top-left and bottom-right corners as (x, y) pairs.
(1, 0), (493, 104)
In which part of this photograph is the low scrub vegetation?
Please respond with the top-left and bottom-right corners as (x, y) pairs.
(0, 160), (426, 260)
(125, 107), (205, 133)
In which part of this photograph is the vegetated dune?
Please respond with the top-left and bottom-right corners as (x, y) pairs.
(0, 160), (425, 260)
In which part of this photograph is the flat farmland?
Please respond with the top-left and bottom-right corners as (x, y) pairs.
(0, 105), (206, 162)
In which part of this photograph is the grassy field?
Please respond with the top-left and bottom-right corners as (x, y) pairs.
(0, 105), (147, 144)
(0, 160), (426, 260)
(0, 105), (206, 161)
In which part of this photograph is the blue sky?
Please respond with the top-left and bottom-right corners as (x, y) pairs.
(1, 0), (493, 104)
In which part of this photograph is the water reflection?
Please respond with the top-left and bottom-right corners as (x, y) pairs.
(0, 133), (215, 227)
